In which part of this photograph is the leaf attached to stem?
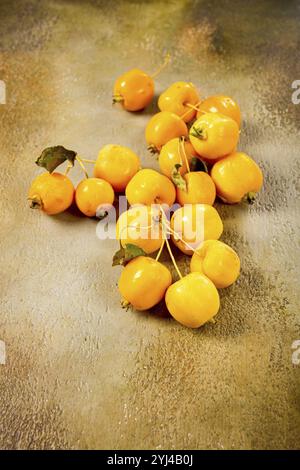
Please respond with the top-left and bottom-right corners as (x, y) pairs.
(35, 146), (77, 173)
(112, 244), (146, 267)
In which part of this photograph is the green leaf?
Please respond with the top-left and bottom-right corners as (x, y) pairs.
(171, 164), (187, 191)
(35, 146), (77, 173)
(190, 157), (208, 173)
(112, 243), (146, 267)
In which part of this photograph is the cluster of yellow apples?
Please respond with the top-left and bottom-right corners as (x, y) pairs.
(28, 60), (263, 328)
(112, 64), (263, 328)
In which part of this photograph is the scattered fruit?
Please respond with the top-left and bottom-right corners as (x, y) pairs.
(28, 172), (74, 215)
(113, 69), (154, 111)
(116, 205), (163, 254)
(189, 112), (239, 160)
(165, 272), (220, 328)
(118, 256), (172, 310)
(145, 111), (188, 153)
(197, 95), (241, 127)
(170, 204), (223, 255)
(211, 151), (263, 203)
(190, 240), (240, 288)
(125, 169), (176, 206)
(94, 144), (140, 193)
(75, 177), (114, 217)
(176, 171), (216, 206)
(158, 81), (200, 123)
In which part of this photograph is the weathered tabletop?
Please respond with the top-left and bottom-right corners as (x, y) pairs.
(0, 0), (299, 449)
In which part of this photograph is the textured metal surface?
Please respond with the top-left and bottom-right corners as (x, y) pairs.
(0, 0), (300, 450)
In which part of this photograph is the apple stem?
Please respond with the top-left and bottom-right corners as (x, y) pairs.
(179, 136), (190, 173)
(151, 53), (171, 79)
(186, 102), (202, 112)
(119, 222), (158, 243)
(158, 204), (199, 255)
(64, 162), (73, 176)
(163, 226), (183, 279)
(76, 156), (89, 179)
(159, 206), (183, 279)
(155, 239), (165, 261)
(81, 158), (96, 164)
(180, 102), (205, 120)
(167, 224), (200, 254)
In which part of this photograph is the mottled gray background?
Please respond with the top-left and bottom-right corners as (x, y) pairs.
(0, 0), (300, 450)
